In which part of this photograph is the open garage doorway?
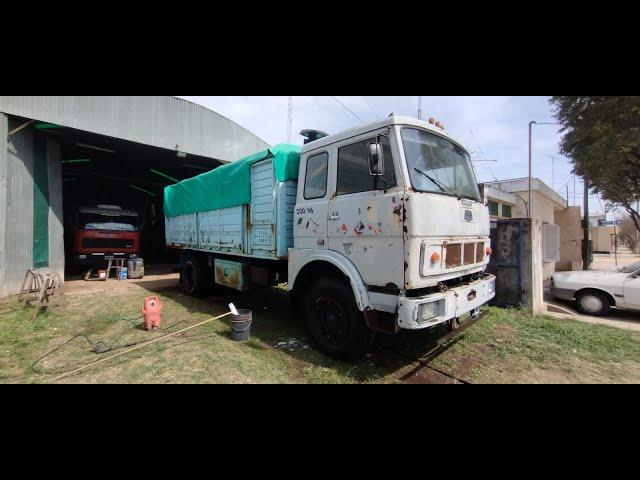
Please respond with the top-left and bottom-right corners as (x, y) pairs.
(41, 124), (223, 277)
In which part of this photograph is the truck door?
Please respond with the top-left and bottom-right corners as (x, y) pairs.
(294, 150), (329, 250)
(623, 274), (640, 307)
(327, 130), (405, 290)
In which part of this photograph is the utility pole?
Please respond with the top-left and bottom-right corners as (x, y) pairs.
(528, 121), (555, 219)
(545, 155), (556, 193)
(287, 96), (293, 143)
(583, 178), (590, 270)
(637, 200), (639, 253)
(528, 121), (535, 217)
(417, 96), (423, 121)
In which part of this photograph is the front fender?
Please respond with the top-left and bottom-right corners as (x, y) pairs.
(288, 248), (372, 311)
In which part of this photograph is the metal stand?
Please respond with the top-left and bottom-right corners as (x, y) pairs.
(19, 269), (63, 319)
(84, 257), (126, 281)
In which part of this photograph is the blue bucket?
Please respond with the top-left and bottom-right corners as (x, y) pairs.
(118, 267), (128, 280)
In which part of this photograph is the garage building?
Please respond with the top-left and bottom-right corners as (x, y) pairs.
(0, 96), (269, 297)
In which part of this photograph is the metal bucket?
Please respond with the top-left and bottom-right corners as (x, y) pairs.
(230, 309), (252, 342)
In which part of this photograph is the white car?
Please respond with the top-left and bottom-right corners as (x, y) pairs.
(551, 262), (640, 316)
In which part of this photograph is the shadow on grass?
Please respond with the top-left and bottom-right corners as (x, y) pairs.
(134, 276), (456, 383)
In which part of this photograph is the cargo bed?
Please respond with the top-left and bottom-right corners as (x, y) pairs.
(165, 158), (297, 260)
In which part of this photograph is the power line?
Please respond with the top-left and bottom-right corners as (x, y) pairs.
(287, 96), (293, 143)
(331, 96), (366, 124)
(362, 96), (380, 120)
(469, 127), (497, 181)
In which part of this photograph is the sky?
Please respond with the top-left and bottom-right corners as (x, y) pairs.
(178, 96), (606, 215)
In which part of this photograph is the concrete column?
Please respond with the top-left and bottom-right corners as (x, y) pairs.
(520, 218), (545, 314)
(530, 218), (545, 315)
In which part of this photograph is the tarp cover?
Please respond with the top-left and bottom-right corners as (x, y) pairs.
(164, 144), (301, 218)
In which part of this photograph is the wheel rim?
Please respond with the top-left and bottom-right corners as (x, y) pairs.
(184, 262), (196, 292)
(581, 295), (602, 313)
(315, 296), (348, 346)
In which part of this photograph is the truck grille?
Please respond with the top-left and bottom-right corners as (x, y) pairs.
(445, 244), (462, 268)
(445, 242), (484, 269)
(476, 242), (485, 263)
(82, 238), (134, 249)
(464, 243), (475, 265)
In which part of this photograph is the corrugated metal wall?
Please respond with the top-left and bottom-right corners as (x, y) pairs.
(0, 96), (270, 162)
(0, 118), (65, 297)
(0, 114), (8, 297)
(3, 118), (35, 296)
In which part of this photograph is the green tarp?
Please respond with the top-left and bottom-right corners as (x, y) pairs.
(164, 144), (301, 218)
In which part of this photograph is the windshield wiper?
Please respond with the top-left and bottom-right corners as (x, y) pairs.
(413, 168), (460, 198)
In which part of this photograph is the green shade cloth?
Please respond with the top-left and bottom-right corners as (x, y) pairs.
(164, 144), (301, 218)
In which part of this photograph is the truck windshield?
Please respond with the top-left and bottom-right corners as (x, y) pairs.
(79, 213), (139, 231)
(401, 128), (481, 202)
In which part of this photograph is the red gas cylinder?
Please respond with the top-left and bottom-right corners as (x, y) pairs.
(142, 296), (163, 330)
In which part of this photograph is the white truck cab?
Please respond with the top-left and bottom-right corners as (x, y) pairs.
(288, 116), (495, 355)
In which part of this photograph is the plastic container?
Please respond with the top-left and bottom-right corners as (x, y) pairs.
(118, 267), (128, 280)
(127, 258), (145, 279)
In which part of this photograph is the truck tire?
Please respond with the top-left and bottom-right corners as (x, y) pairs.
(182, 254), (211, 297)
(303, 277), (371, 359)
(575, 290), (611, 316)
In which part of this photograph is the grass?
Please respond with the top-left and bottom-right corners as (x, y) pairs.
(431, 307), (640, 384)
(1, 281), (639, 384)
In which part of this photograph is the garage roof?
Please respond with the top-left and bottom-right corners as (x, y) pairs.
(0, 96), (269, 163)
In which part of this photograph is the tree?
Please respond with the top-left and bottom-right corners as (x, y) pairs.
(550, 96), (640, 231)
(619, 215), (638, 252)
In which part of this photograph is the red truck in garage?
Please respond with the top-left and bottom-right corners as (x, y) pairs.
(73, 205), (141, 266)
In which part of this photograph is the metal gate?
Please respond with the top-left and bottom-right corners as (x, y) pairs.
(487, 219), (525, 306)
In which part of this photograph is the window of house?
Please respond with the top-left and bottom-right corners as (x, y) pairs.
(337, 135), (396, 196)
(304, 152), (328, 200)
(501, 204), (512, 218)
(488, 200), (499, 216)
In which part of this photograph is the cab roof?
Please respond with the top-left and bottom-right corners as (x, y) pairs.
(301, 115), (468, 154)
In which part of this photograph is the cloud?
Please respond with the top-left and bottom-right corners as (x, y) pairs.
(178, 96), (593, 210)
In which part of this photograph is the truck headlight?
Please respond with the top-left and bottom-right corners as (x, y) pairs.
(418, 301), (441, 324)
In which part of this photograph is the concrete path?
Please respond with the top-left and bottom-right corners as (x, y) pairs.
(545, 292), (640, 332)
(544, 252), (640, 332)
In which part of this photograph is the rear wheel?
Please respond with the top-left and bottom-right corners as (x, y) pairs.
(303, 277), (371, 359)
(575, 290), (611, 316)
(182, 254), (211, 297)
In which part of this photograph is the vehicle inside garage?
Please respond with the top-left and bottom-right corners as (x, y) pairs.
(46, 123), (224, 274)
(0, 96), (271, 297)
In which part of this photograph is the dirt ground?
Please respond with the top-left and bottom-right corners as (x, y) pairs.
(2, 266), (640, 384)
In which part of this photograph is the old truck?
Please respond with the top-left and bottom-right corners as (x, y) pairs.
(164, 115), (495, 357)
(73, 204), (141, 267)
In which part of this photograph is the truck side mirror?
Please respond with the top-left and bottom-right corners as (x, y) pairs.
(368, 142), (384, 176)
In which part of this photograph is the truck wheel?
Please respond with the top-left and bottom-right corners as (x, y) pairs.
(182, 255), (210, 297)
(575, 290), (611, 316)
(303, 277), (371, 359)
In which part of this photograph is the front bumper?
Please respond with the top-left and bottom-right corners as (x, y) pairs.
(74, 253), (138, 266)
(397, 274), (496, 330)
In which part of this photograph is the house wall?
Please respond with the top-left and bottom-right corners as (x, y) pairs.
(591, 225), (614, 253)
(512, 189), (558, 280)
(554, 206), (583, 271)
